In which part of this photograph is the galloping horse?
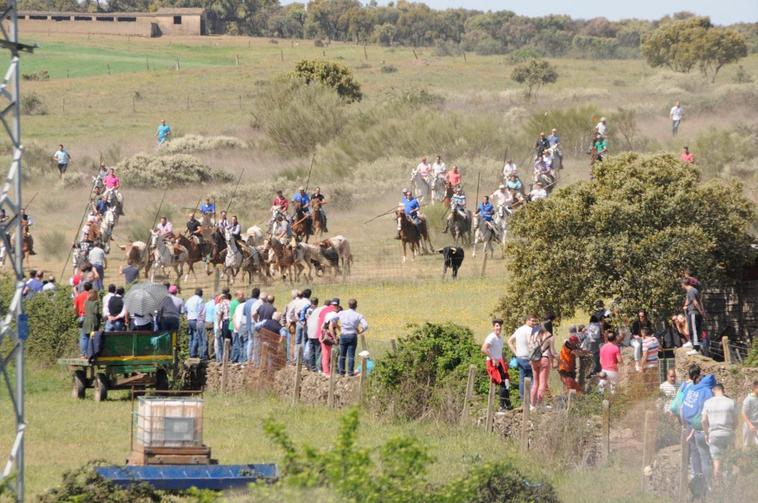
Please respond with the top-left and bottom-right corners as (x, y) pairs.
(493, 205), (512, 257)
(410, 170), (431, 204)
(149, 230), (189, 282)
(431, 174), (447, 204)
(472, 214), (496, 258)
(176, 234), (203, 281)
(99, 207), (117, 253)
(450, 208), (472, 247)
(395, 209), (421, 263)
(291, 202), (313, 243)
(223, 228), (243, 284)
(311, 199), (326, 238)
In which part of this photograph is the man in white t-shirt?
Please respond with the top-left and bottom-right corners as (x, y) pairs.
(702, 383), (736, 481)
(431, 155), (446, 179)
(415, 156), (432, 181)
(502, 160), (517, 181)
(482, 319), (512, 411)
(595, 117), (608, 137)
(670, 101), (683, 136)
(507, 314), (539, 400)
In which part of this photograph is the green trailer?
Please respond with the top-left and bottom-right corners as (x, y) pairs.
(57, 331), (178, 401)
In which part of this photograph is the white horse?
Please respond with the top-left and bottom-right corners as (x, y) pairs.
(431, 174), (447, 204)
(149, 231), (188, 282)
(472, 214), (496, 258)
(493, 204), (512, 257)
(243, 225), (265, 247)
(410, 169), (431, 204)
(223, 228), (243, 284)
(99, 207), (117, 253)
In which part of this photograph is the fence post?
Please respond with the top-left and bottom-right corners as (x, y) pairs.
(461, 364), (477, 424)
(145, 55), (149, 71)
(359, 333), (367, 352)
(521, 377), (531, 453)
(213, 268), (220, 294)
(722, 336), (732, 365)
(363, 45), (368, 60)
(567, 389), (575, 413)
(175, 57), (180, 71)
(107, 63), (111, 75)
(235, 54), (240, 66)
(358, 355), (367, 405)
(641, 409), (655, 492)
(678, 427), (689, 503)
(463, 51), (467, 63)
(261, 343), (270, 377)
(280, 48), (284, 62)
(221, 338), (230, 393)
(131, 95), (135, 113)
(485, 380), (496, 432)
(292, 345), (303, 404)
(390, 339), (397, 353)
(327, 349), (337, 408)
(602, 399), (610, 463)
(186, 96), (190, 111)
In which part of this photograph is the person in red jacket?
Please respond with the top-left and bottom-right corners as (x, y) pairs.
(481, 318), (513, 411)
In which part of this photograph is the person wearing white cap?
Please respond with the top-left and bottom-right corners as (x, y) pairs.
(595, 117), (608, 137)
(491, 184), (509, 209)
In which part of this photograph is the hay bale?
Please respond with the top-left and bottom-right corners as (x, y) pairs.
(116, 152), (234, 187)
(159, 135), (247, 154)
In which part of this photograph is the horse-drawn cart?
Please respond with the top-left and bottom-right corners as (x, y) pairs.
(57, 330), (177, 402)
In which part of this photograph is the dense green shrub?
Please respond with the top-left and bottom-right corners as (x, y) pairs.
(511, 59), (558, 98)
(252, 78), (348, 155)
(258, 407), (558, 502)
(292, 59), (363, 102)
(115, 152), (233, 187)
(370, 323), (490, 420)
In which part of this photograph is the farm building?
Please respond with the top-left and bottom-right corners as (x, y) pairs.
(11, 8), (206, 37)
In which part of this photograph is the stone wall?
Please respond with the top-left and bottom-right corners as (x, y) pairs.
(674, 347), (758, 399)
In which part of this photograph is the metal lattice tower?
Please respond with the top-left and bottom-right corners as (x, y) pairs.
(0, 2), (33, 501)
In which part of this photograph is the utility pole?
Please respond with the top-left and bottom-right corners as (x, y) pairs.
(0, 2), (35, 501)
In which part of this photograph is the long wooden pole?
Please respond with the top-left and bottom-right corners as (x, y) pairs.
(225, 167), (246, 214)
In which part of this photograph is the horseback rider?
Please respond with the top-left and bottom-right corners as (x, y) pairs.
(529, 182), (548, 202)
(186, 212), (202, 244)
(229, 215), (242, 242)
(476, 195), (496, 236)
(535, 132), (550, 157)
(20, 209), (35, 255)
(446, 165), (462, 187)
(505, 173), (523, 194)
(94, 194), (108, 215)
(396, 188), (423, 239)
(272, 212), (291, 240)
(96, 162), (108, 186)
(311, 186), (328, 233)
(502, 159), (518, 181)
(591, 132), (608, 162)
(491, 184), (509, 210)
(103, 168), (124, 216)
(292, 186), (311, 215)
(273, 190), (289, 214)
(547, 128), (562, 165)
(199, 197), (216, 222)
(432, 155), (446, 179)
(157, 216), (182, 261)
(442, 185), (467, 234)
(216, 210), (230, 232)
(415, 156), (432, 182)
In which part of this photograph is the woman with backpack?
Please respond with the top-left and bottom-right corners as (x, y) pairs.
(528, 327), (557, 411)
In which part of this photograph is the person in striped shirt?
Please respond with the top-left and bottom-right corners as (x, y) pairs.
(640, 327), (660, 388)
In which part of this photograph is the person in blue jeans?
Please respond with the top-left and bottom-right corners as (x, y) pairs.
(507, 314), (539, 401)
(337, 298), (369, 376)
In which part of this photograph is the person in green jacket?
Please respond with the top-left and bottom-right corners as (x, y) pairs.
(82, 290), (101, 358)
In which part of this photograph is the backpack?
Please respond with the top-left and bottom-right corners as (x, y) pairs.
(530, 334), (553, 362)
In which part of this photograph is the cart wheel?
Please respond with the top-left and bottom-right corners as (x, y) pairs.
(94, 373), (108, 402)
(72, 370), (86, 400)
(155, 369), (169, 392)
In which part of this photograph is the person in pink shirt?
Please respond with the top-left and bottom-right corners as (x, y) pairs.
(599, 331), (623, 393)
(103, 168), (120, 189)
(680, 146), (695, 164)
(317, 299), (338, 376)
(446, 165), (462, 187)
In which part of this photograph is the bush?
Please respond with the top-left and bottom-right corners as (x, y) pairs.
(292, 59), (363, 102)
(21, 70), (50, 81)
(115, 153), (234, 187)
(0, 275), (79, 364)
(380, 64), (398, 73)
(506, 47), (544, 63)
(252, 78), (348, 156)
(370, 323), (490, 421)
(159, 135), (247, 154)
(20, 92), (48, 115)
(511, 59), (558, 98)
(258, 407), (557, 502)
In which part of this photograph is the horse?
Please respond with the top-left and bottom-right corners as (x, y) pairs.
(493, 205), (512, 257)
(472, 214), (496, 259)
(241, 244), (270, 285)
(431, 174), (447, 204)
(395, 209), (421, 263)
(206, 227), (227, 275)
(149, 231), (189, 282)
(311, 199), (326, 238)
(223, 228), (243, 284)
(410, 169), (431, 204)
(318, 235), (353, 276)
(291, 202), (313, 243)
(264, 237), (300, 282)
(243, 225), (265, 247)
(449, 207), (472, 247)
(104, 188), (124, 216)
(175, 234), (203, 281)
(119, 240), (151, 278)
(99, 207), (117, 253)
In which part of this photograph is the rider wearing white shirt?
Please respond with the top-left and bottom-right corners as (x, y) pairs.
(596, 117), (608, 137)
(432, 156), (446, 178)
(502, 160), (518, 181)
(490, 185), (509, 209)
(529, 183), (548, 201)
(416, 157), (432, 179)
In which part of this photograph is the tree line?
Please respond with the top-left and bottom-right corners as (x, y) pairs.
(19, 1), (758, 59)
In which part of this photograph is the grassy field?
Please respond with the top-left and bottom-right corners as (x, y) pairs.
(0, 30), (756, 500)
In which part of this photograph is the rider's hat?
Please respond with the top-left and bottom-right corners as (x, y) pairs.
(298, 186), (305, 191)
(402, 188), (409, 194)
(498, 184), (506, 189)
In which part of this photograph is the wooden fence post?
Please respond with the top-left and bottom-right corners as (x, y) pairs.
(261, 343), (270, 378)
(722, 336), (732, 365)
(221, 338), (230, 393)
(131, 95), (135, 113)
(463, 51), (467, 63)
(327, 349), (337, 408)
(145, 55), (149, 71)
(363, 45), (368, 60)
(292, 345), (303, 405)
(107, 63), (111, 75)
(175, 57), (180, 71)
(390, 339), (397, 353)
(567, 389), (576, 413)
(641, 409), (655, 492)
(485, 380), (496, 432)
(280, 49), (284, 62)
(602, 399), (610, 463)
(358, 355), (367, 405)
(678, 427), (690, 503)
(213, 268), (220, 294)
(461, 364), (477, 424)
(359, 333), (367, 352)
(521, 377), (531, 453)
(235, 54), (240, 66)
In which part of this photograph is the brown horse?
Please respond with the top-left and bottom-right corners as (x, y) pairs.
(395, 209), (421, 263)
(311, 199), (326, 238)
(291, 203), (313, 243)
(176, 234), (203, 281)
